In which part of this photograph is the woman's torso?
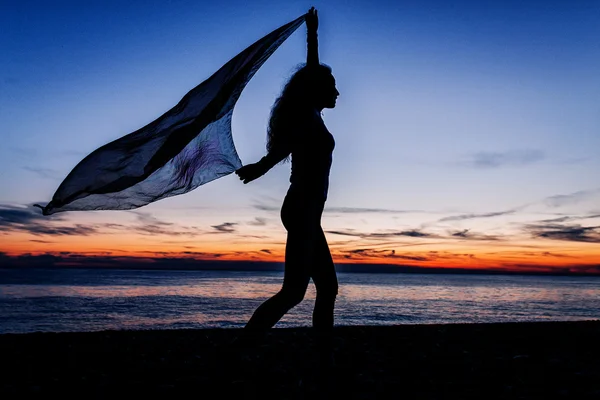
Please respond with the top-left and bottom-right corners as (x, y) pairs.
(288, 109), (335, 202)
(280, 110), (334, 231)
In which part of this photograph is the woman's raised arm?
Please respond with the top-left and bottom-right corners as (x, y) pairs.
(306, 7), (319, 67)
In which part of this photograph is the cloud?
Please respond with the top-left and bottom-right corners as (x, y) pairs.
(0, 204), (97, 236)
(339, 248), (430, 261)
(247, 217), (268, 226)
(450, 229), (500, 241)
(253, 203), (279, 212)
(514, 251), (576, 259)
(251, 195), (283, 213)
(324, 207), (420, 214)
(328, 227), (501, 243)
(451, 229), (469, 238)
(179, 251), (224, 258)
(253, 199), (429, 216)
(541, 252), (575, 258)
(128, 211), (200, 237)
(537, 212), (600, 224)
(543, 189), (600, 208)
(525, 223), (600, 243)
(211, 222), (238, 233)
(326, 228), (435, 239)
(538, 216), (573, 223)
(239, 234), (270, 239)
(130, 211), (173, 225)
(0, 204), (61, 224)
(439, 210), (515, 222)
(0, 204), (199, 238)
(462, 149), (544, 168)
(29, 225), (98, 236)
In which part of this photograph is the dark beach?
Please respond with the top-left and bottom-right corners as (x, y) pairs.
(2, 321), (599, 399)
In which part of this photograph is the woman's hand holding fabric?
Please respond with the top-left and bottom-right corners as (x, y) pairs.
(235, 163), (266, 184)
(306, 7), (318, 34)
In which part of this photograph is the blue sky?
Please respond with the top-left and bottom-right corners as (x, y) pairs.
(1, 0), (599, 272)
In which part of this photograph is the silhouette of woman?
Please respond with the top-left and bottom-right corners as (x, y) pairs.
(234, 7), (340, 362)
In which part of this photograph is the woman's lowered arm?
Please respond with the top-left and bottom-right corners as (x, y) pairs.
(257, 144), (291, 172)
(235, 143), (291, 184)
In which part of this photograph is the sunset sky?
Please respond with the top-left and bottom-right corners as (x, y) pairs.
(1, 0), (599, 274)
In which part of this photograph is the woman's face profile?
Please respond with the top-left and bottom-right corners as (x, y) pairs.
(314, 73), (339, 110)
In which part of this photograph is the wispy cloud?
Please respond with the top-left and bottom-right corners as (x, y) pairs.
(450, 229), (500, 241)
(461, 149), (544, 169)
(541, 252), (576, 258)
(327, 227), (501, 243)
(538, 216), (573, 223)
(338, 248), (430, 261)
(324, 207), (421, 214)
(538, 212), (600, 224)
(0, 204), (201, 238)
(128, 211), (200, 236)
(0, 204), (97, 236)
(131, 211), (174, 226)
(326, 228), (435, 239)
(211, 222), (238, 233)
(247, 217), (268, 226)
(525, 223), (600, 243)
(251, 195), (283, 213)
(253, 199), (427, 216)
(439, 209), (516, 222)
(252, 203), (279, 212)
(543, 188), (600, 208)
(1, 204), (63, 223)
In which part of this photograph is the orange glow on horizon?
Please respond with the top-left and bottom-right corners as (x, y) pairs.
(3, 228), (600, 275)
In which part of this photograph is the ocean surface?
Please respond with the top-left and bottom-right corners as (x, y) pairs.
(0, 268), (598, 334)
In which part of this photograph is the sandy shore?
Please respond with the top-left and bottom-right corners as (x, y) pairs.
(1, 321), (599, 399)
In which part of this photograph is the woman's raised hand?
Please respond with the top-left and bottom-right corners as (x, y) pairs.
(235, 163), (264, 184)
(306, 7), (318, 34)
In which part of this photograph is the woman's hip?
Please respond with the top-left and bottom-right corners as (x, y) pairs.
(281, 189), (325, 232)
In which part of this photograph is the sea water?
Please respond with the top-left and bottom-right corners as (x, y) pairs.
(0, 268), (598, 333)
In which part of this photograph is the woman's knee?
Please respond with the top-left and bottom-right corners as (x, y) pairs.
(278, 288), (306, 307)
(317, 283), (338, 300)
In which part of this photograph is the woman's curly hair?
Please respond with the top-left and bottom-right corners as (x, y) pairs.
(266, 63), (332, 163)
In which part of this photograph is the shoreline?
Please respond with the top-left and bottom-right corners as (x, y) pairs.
(2, 320), (599, 398)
